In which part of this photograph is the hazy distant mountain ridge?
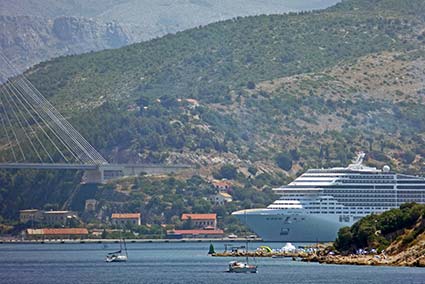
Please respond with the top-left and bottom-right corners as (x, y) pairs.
(0, 0), (341, 19)
(0, 0), (341, 73)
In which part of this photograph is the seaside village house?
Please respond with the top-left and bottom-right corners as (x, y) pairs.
(181, 213), (217, 229)
(43, 211), (76, 225)
(19, 209), (43, 224)
(111, 213), (141, 226)
(25, 228), (89, 240)
(166, 213), (224, 239)
(19, 209), (77, 225)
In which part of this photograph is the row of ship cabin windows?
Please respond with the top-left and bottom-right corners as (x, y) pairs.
(266, 217), (306, 221)
(347, 175), (394, 179)
(309, 211), (373, 214)
(330, 190), (395, 193)
(303, 175), (394, 179)
(340, 180), (394, 184)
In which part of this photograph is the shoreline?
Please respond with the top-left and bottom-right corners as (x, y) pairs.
(212, 251), (425, 267)
(302, 254), (425, 268)
(0, 238), (263, 244)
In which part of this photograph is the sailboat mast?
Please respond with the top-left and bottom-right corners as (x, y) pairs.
(123, 238), (128, 258)
(245, 210), (249, 264)
(119, 229), (123, 251)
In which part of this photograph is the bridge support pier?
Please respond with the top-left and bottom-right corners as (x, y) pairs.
(82, 169), (104, 184)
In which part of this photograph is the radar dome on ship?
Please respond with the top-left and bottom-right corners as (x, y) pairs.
(383, 165), (390, 172)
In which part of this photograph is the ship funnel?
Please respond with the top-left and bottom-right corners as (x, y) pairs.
(348, 152), (365, 168)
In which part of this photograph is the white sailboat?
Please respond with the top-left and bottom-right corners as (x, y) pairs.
(105, 238), (128, 263)
(228, 212), (257, 273)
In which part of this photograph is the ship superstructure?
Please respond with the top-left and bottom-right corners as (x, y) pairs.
(232, 152), (425, 242)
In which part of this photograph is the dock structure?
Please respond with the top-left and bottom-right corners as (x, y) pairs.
(212, 251), (310, 258)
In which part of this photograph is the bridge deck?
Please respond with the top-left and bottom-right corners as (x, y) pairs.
(0, 163), (98, 170)
(0, 163), (193, 170)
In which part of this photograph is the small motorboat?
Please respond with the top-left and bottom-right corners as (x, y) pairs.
(228, 261), (257, 273)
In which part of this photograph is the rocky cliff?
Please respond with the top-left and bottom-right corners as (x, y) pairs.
(0, 15), (134, 75)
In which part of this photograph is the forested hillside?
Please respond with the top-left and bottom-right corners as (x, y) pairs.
(1, 0), (425, 222)
(22, 0), (425, 172)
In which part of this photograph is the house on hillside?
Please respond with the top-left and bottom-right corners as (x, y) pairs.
(210, 192), (233, 206)
(111, 213), (141, 226)
(212, 180), (233, 191)
(181, 213), (217, 229)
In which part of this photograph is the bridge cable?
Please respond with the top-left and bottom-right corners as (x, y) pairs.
(14, 74), (105, 164)
(15, 78), (93, 164)
(0, 87), (27, 161)
(2, 81), (55, 163)
(0, 55), (104, 164)
(1, 84), (44, 162)
(0, 63), (87, 164)
(0, 100), (17, 162)
(0, 53), (108, 165)
(0, 67), (81, 164)
(3, 78), (71, 163)
(10, 77), (89, 164)
(18, 77), (105, 164)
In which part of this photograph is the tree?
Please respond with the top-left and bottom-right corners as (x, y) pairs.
(335, 226), (353, 252)
(182, 217), (194, 229)
(275, 153), (292, 171)
(247, 81), (256, 89)
(402, 151), (416, 164)
(248, 166), (257, 176)
(216, 164), (238, 180)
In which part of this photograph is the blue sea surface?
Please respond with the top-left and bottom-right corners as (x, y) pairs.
(0, 242), (424, 284)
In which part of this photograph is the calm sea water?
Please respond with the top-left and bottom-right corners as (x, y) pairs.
(0, 242), (424, 284)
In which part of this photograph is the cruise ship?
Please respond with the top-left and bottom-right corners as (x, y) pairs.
(232, 152), (425, 242)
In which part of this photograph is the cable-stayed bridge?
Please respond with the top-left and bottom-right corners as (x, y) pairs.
(0, 54), (191, 183)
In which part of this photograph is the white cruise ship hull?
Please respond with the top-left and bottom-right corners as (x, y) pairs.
(233, 209), (354, 242)
(231, 153), (425, 242)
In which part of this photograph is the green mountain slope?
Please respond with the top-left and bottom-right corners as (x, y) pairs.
(20, 0), (424, 171)
(1, 0), (425, 221)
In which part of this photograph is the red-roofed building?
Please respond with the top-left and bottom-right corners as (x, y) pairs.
(181, 213), (217, 229)
(166, 228), (224, 239)
(212, 180), (233, 191)
(111, 213), (141, 226)
(26, 228), (88, 240)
